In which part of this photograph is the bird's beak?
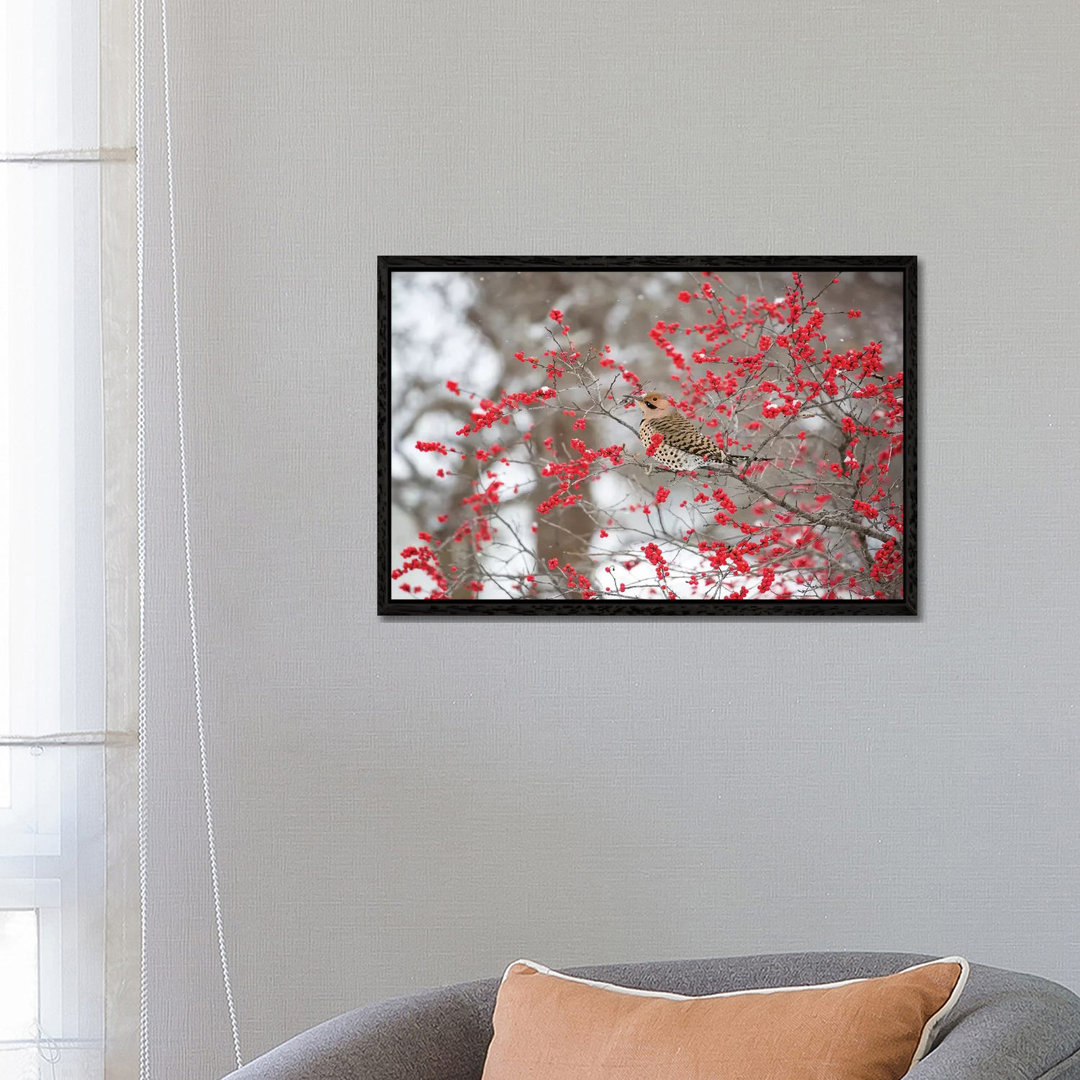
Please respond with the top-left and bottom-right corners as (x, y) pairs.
(619, 393), (641, 406)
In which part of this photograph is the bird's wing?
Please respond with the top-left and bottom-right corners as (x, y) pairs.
(653, 414), (723, 460)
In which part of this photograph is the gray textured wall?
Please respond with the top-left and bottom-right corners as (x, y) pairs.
(139, 2), (1080, 1077)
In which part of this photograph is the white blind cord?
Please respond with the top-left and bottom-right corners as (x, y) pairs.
(159, 0), (244, 1065)
(134, 0), (151, 1074)
(135, 0), (244, 1071)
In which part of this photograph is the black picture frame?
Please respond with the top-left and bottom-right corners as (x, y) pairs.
(378, 256), (916, 617)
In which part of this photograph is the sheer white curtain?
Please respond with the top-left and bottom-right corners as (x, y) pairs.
(1, 2), (137, 1078)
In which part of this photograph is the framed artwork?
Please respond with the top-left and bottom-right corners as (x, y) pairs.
(378, 256), (916, 616)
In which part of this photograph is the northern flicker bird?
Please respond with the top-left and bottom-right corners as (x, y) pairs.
(632, 392), (731, 471)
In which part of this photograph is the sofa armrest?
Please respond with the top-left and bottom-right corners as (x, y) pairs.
(910, 965), (1080, 1080)
(221, 979), (497, 1080)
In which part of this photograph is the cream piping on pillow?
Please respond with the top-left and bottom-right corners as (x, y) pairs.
(909, 957), (969, 1065)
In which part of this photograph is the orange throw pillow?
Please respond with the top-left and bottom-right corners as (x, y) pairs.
(481, 957), (968, 1080)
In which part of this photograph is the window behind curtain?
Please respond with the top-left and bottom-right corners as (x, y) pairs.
(2, 2), (114, 1077)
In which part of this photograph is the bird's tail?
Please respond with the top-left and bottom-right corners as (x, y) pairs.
(714, 452), (779, 467)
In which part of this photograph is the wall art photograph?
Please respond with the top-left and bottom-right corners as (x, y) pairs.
(378, 257), (916, 616)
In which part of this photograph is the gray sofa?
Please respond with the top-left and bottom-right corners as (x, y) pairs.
(223, 952), (1080, 1079)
